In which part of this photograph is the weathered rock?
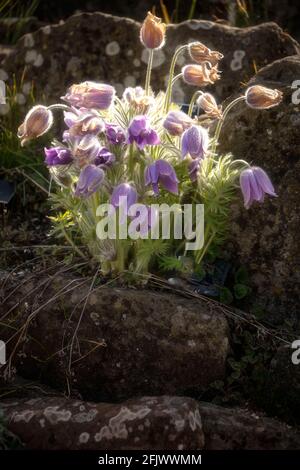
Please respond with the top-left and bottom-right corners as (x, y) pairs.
(199, 401), (300, 449)
(2, 394), (300, 450)
(217, 55), (300, 322)
(1, 12), (299, 110)
(0, 395), (204, 450)
(261, 345), (300, 423)
(0, 273), (229, 400)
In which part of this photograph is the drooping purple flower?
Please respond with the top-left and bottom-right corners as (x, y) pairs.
(105, 123), (126, 145)
(127, 115), (160, 149)
(62, 81), (115, 110)
(110, 183), (138, 209)
(181, 125), (209, 159)
(110, 183), (138, 224)
(240, 166), (277, 209)
(145, 160), (179, 195)
(64, 108), (104, 136)
(128, 204), (159, 237)
(94, 147), (115, 168)
(163, 110), (192, 136)
(74, 164), (105, 198)
(44, 146), (73, 166)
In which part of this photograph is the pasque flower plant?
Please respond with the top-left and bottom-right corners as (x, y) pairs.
(18, 12), (282, 276)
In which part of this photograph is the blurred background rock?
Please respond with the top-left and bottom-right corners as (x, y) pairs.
(1, 0), (300, 45)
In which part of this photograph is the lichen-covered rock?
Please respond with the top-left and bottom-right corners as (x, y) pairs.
(217, 55), (300, 322)
(0, 273), (229, 400)
(2, 394), (300, 450)
(199, 401), (300, 449)
(0, 395), (204, 450)
(1, 12), (299, 111)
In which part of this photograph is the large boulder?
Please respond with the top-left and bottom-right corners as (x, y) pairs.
(0, 395), (204, 450)
(2, 394), (300, 450)
(0, 12), (299, 110)
(217, 55), (300, 323)
(0, 272), (229, 400)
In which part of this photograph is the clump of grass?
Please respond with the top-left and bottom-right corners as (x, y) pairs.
(0, 0), (40, 45)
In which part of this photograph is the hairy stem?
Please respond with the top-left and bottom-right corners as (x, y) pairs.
(211, 95), (245, 155)
(145, 49), (154, 95)
(47, 104), (70, 111)
(164, 45), (187, 113)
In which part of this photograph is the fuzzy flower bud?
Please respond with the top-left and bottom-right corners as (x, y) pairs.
(182, 63), (220, 87)
(18, 105), (53, 146)
(196, 93), (222, 119)
(140, 12), (166, 50)
(188, 42), (223, 67)
(245, 85), (283, 109)
(62, 82), (115, 110)
(163, 110), (193, 136)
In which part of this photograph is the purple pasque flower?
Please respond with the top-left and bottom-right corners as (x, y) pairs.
(62, 81), (115, 110)
(145, 159), (179, 195)
(110, 183), (138, 224)
(111, 183), (138, 209)
(181, 125), (209, 159)
(64, 108), (104, 137)
(128, 204), (159, 237)
(163, 110), (192, 136)
(94, 147), (115, 168)
(44, 146), (73, 166)
(105, 123), (126, 145)
(127, 115), (160, 149)
(74, 164), (105, 198)
(240, 166), (277, 209)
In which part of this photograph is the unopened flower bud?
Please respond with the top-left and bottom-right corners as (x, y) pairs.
(18, 105), (53, 146)
(62, 81), (115, 110)
(245, 85), (283, 109)
(140, 12), (166, 50)
(196, 93), (222, 119)
(182, 63), (220, 87)
(189, 42), (223, 67)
